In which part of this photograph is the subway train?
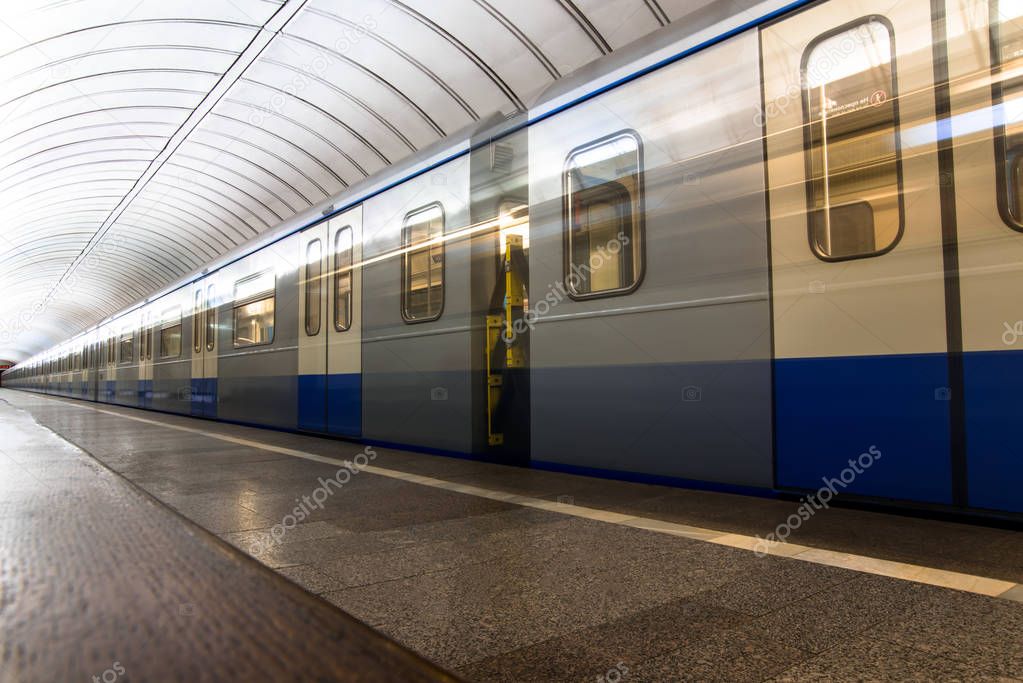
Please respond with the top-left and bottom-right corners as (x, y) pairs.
(6, 0), (1023, 519)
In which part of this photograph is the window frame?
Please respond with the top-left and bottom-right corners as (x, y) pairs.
(193, 290), (203, 353)
(232, 270), (276, 349)
(400, 203), (446, 324)
(304, 239), (323, 337)
(561, 130), (646, 301)
(334, 226), (354, 332)
(118, 330), (134, 365)
(799, 15), (907, 263)
(159, 308), (183, 359)
(205, 284), (216, 352)
(990, 0), (1023, 233)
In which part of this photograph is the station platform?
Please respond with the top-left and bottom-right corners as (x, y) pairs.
(2, 388), (1021, 682)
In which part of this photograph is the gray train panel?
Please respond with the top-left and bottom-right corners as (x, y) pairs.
(216, 239), (301, 430)
(526, 32), (773, 488)
(361, 154), (474, 454)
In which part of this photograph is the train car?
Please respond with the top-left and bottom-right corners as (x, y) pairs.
(5, 0), (1022, 519)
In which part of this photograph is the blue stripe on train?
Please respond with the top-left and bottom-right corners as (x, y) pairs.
(190, 378), (218, 418)
(298, 374), (327, 432)
(297, 373), (361, 436)
(137, 379), (153, 408)
(964, 349), (1023, 514)
(327, 373), (361, 437)
(774, 353), (953, 505)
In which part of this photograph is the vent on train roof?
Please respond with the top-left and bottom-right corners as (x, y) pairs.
(491, 143), (515, 174)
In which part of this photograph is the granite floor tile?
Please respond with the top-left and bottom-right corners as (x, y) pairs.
(246, 529), (401, 568)
(156, 499), (275, 534)
(456, 632), (615, 682)
(691, 554), (862, 617)
(629, 622), (810, 683)
(879, 588), (1023, 679)
(749, 572), (932, 653)
(219, 520), (353, 553)
(315, 537), (505, 588)
(275, 564), (354, 595)
(766, 634), (1009, 682)
(460, 595), (750, 682)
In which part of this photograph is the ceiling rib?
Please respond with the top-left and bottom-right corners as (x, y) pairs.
(41, 0), (311, 312)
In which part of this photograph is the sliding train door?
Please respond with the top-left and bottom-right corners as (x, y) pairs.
(138, 308), (153, 409)
(762, 0), (955, 503)
(190, 277), (219, 418)
(297, 207), (362, 435)
(298, 222), (329, 432)
(943, 0), (1023, 514)
(86, 334), (99, 401)
(326, 208), (362, 436)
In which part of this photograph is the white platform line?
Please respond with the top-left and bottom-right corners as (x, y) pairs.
(46, 396), (1023, 602)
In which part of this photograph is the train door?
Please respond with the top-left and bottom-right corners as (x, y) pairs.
(943, 0), (1023, 514)
(190, 277), (219, 418)
(327, 208), (362, 436)
(762, 1), (956, 504)
(87, 334), (99, 401)
(298, 221), (329, 432)
(139, 310), (153, 409)
(100, 330), (112, 402)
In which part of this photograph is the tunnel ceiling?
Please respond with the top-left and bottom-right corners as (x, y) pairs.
(0, 0), (690, 363)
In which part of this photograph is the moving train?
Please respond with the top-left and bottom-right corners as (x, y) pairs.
(6, 0), (1023, 519)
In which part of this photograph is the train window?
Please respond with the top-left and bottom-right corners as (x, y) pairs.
(991, 0), (1023, 230)
(401, 204), (444, 323)
(193, 290), (203, 353)
(160, 308), (182, 358)
(334, 226), (353, 332)
(233, 270), (275, 348)
(119, 331), (133, 364)
(205, 284), (216, 352)
(564, 131), (644, 298)
(305, 239), (322, 337)
(802, 19), (903, 260)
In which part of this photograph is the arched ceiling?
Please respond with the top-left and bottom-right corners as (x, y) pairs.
(0, 0), (691, 362)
